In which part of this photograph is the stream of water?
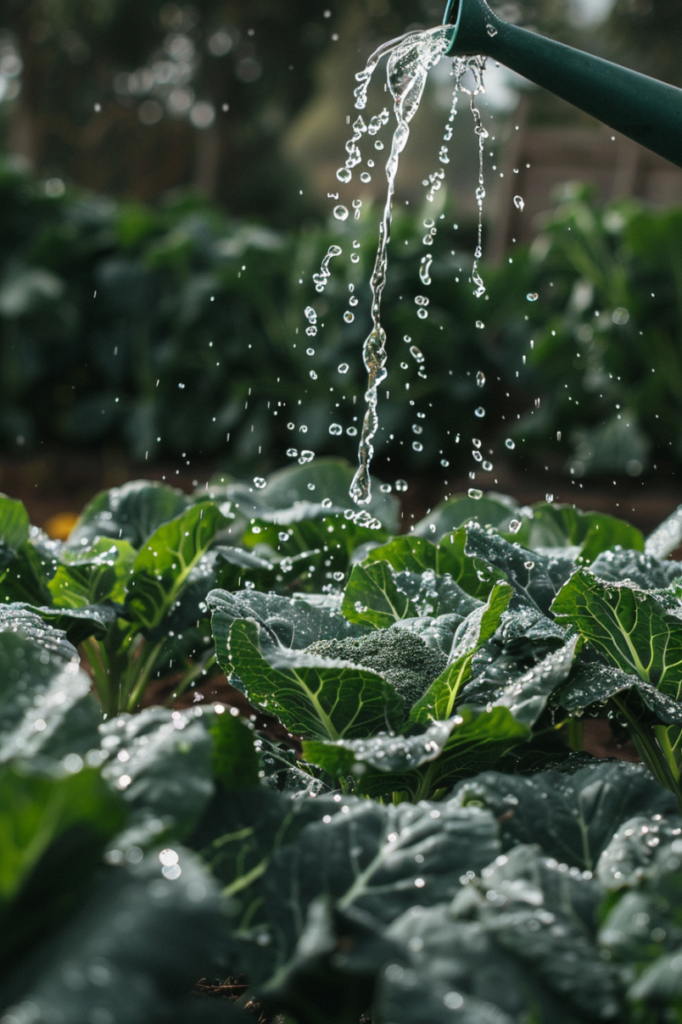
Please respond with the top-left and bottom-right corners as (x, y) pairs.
(319, 25), (488, 506)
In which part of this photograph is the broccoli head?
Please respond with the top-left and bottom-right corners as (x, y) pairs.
(305, 627), (447, 708)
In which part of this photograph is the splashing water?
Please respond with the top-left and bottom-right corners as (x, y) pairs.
(313, 245), (343, 293)
(349, 26), (453, 505)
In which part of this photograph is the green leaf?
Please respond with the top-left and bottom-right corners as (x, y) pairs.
(412, 493), (520, 541)
(597, 813), (682, 889)
(369, 527), (506, 602)
(380, 844), (618, 1024)
(227, 618), (404, 740)
(241, 512), (389, 591)
(66, 479), (189, 551)
(25, 603), (116, 645)
(247, 798), (500, 988)
(127, 502), (229, 629)
(342, 560), (417, 629)
(210, 710), (260, 792)
(552, 567), (682, 696)
(0, 621), (100, 764)
(555, 660), (682, 725)
(646, 502), (682, 559)
(99, 707), (215, 837)
(453, 761), (676, 871)
(0, 765), (126, 962)
(209, 588), (361, 675)
(493, 635), (581, 727)
(304, 706), (529, 800)
(464, 523), (568, 614)
(409, 582), (513, 724)
(0, 848), (229, 1024)
(0, 494), (30, 552)
(590, 547), (682, 589)
(49, 538), (136, 608)
(509, 501), (644, 562)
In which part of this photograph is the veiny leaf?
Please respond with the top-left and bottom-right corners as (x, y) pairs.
(452, 761), (676, 871)
(252, 798), (500, 984)
(49, 537), (136, 608)
(555, 660), (682, 726)
(209, 588), (361, 675)
(342, 560), (417, 629)
(552, 567), (682, 697)
(227, 618), (404, 740)
(127, 503), (229, 629)
(409, 582), (513, 724)
(464, 523), (567, 614)
(493, 635), (580, 727)
(304, 706), (529, 800)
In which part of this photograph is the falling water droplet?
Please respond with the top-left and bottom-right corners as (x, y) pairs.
(419, 255), (433, 286)
(337, 167), (352, 183)
(338, 363), (349, 373)
(513, 195), (525, 211)
(474, 406), (485, 418)
(545, 493), (554, 504)
(505, 438), (516, 449)
(360, 172), (372, 183)
(526, 292), (538, 302)
(254, 477), (267, 489)
(286, 448), (298, 458)
(299, 450), (315, 463)
(412, 441), (423, 452)
(486, 23), (498, 36)
(509, 518), (522, 533)
(417, 308), (428, 319)
(476, 320), (484, 329)
(344, 311), (355, 323)
(347, 426), (358, 436)
(476, 371), (485, 387)
(334, 205), (349, 220)
(395, 479), (408, 492)
(440, 458), (449, 467)
(468, 488), (483, 500)
(329, 423), (343, 435)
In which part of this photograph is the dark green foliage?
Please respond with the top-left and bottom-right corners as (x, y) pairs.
(6, 468), (682, 1022)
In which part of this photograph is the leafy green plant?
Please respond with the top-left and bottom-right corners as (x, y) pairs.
(7, 459), (682, 1022)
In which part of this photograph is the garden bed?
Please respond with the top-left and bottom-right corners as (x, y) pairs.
(3, 457), (682, 1024)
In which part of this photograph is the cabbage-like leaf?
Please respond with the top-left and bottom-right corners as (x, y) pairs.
(552, 567), (682, 697)
(226, 618), (404, 740)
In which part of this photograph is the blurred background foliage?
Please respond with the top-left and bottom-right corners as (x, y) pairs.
(1, 0), (682, 493)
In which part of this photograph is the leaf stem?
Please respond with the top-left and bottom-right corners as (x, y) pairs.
(613, 696), (682, 809)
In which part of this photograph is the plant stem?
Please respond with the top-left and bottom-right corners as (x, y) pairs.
(613, 696), (682, 810)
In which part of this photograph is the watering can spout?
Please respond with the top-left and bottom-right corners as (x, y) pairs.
(443, 0), (682, 169)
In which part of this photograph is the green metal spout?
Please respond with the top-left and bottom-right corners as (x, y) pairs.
(443, 0), (682, 168)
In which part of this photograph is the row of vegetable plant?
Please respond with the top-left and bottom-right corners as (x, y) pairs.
(4, 157), (682, 479)
(3, 457), (682, 1023)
